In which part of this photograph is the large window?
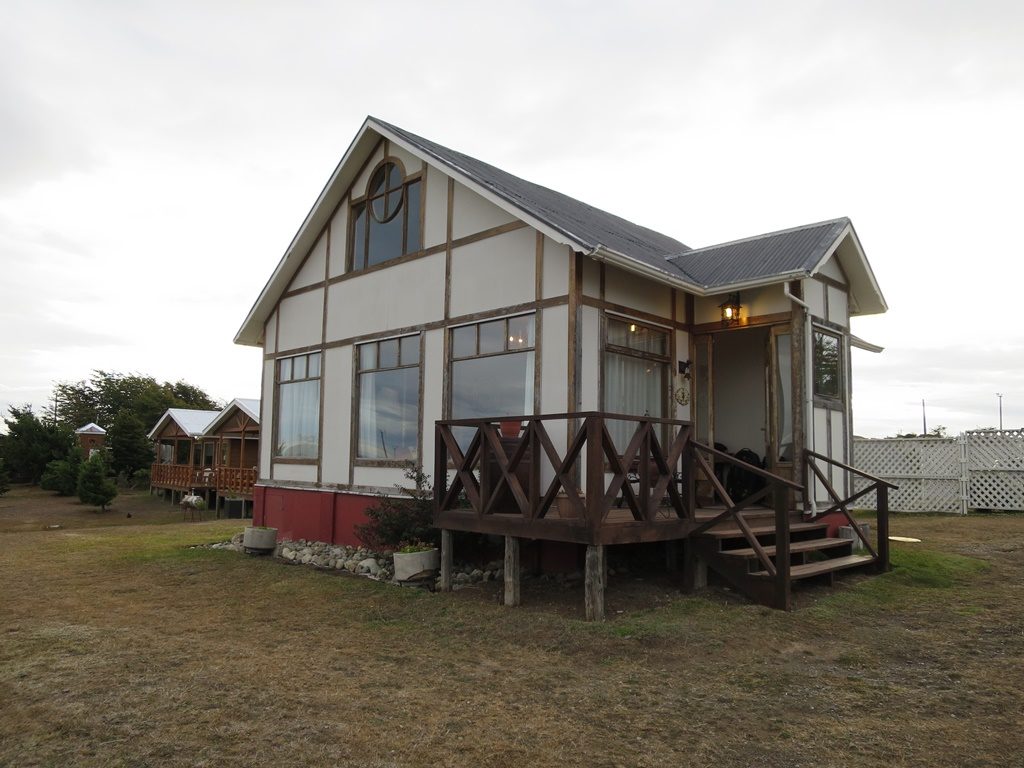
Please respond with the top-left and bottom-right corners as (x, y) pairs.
(357, 335), (421, 461)
(603, 316), (670, 451)
(813, 330), (842, 399)
(450, 315), (535, 425)
(350, 160), (422, 271)
(275, 351), (321, 459)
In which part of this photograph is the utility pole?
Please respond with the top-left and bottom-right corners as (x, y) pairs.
(996, 393), (1003, 431)
(922, 399), (927, 435)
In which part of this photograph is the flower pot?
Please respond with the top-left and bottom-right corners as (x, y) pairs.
(242, 526), (277, 555)
(499, 420), (522, 438)
(393, 548), (441, 581)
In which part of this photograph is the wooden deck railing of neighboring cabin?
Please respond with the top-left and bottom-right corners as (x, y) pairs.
(803, 449), (898, 573)
(150, 464), (257, 497)
(433, 413), (802, 556)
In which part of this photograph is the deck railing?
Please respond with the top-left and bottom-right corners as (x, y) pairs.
(434, 412), (801, 549)
(804, 449), (898, 572)
(150, 464), (256, 497)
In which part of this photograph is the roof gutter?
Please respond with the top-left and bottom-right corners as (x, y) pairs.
(588, 245), (703, 294)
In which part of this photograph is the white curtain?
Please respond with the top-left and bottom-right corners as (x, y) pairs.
(277, 380), (319, 458)
(604, 352), (665, 452)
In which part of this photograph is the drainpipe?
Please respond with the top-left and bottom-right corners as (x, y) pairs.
(783, 283), (817, 516)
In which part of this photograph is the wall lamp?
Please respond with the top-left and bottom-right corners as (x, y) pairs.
(719, 293), (742, 326)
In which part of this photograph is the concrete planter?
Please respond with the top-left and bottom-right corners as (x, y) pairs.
(243, 526), (277, 555)
(393, 548), (440, 581)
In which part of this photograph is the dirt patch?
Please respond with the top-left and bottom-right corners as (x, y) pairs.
(1, 500), (1022, 767)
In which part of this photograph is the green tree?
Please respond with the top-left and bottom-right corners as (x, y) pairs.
(40, 447), (84, 496)
(77, 453), (117, 511)
(0, 458), (10, 497)
(107, 411), (153, 476)
(0, 407), (73, 484)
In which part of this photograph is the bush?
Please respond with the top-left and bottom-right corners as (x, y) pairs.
(40, 448), (83, 496)
(77, 454), (117, 511)
(355, 467), (438, 551)
(0, 458), (9, 497)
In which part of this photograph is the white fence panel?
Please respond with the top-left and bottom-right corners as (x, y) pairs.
(853, 429), (1024, 514)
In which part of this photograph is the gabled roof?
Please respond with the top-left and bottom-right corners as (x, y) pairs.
(202, 398), (260, 436)
(147, 408), (221, 440)
(75, 422), (106, 435)
(235, 118), (887, 345)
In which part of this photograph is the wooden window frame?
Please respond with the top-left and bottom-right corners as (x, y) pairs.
(347, 158), (424, 273)
(273, 350), (322, 463)
(353, 333), (424, 467)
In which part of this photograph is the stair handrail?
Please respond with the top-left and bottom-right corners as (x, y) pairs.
(803, 449), (898, 572)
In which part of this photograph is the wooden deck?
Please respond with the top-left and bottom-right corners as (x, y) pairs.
(433, 412), (896, 616)
(150, 464), (257, 499)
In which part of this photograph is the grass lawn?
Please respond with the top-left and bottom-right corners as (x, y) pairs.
(1, 489), (1022, 767)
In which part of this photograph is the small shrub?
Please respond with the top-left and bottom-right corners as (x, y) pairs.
(77, 453), (118, 511)
(40, 448), (83, 496)
(355, 467), (438, 551)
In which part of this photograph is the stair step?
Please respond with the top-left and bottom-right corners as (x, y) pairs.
(720, 537), (852, 558)
(700, 521), (829, 539)
(751, 554), (875, 580)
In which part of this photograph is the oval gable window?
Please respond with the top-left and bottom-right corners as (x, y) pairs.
(369, 162), (405, 223)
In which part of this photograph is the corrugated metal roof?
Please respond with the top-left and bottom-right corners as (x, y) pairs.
(374, 118), (692, 277)
(203, 398), (261, 436)
(75, 422), (106, 434)
(147, 408), (221, 440)
(666, 218), (851, 289)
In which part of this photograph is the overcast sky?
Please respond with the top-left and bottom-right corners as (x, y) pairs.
(2, 0), (1022, 437)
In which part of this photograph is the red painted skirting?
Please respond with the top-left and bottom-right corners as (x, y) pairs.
(253, 486), (374, 547)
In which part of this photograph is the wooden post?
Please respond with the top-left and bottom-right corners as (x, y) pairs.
(503, 535), (520, 607)
(683, 541), (707, 591)
(876, 485), (890, 573)
(774, 487), (791, 611)
(439, 529), (453, 592)
(585, 544), (605, 621)
(665, 539), (678, 572)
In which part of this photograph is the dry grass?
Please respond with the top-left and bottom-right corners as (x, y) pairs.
(1, 494), (1023, 767)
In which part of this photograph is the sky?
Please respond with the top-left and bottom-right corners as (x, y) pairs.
(1, 0), (1022, 438)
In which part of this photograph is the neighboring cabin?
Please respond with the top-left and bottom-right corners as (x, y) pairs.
(74, 423), (106, 458)
(148, 400), (260, 517)
(234, 116), (888, 555)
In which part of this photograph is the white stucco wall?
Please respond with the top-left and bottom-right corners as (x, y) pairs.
(580, 305), (600, 411)
(803, 279), (826, 319)
(264, 310), (277, 355)
(818, 255), (847, 283)
(423, 165), (449, 250)
(327, 201), (349, 279)
(542, 237), (571, 299)
(260, 359), (275, 479)
(605, 265), (672, 318)
(290, 233), (327, 290)
(325, 252), (445, 341)
(449, 227), (536, 317)
(320, 345), (352, 485)
(273, 463), (318, 483)
(277, 290), (325, 352)
(451, 181), (516, 240)
(541, 305), (569, 414)
(827, 286), (849, 327)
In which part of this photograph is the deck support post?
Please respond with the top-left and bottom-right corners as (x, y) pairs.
(683, 541), (707, 591)
(875, 485), (890, 573)
(440, 529), (453, 592)
(503, 536), (520, 607)
(774, 488), (792, 611)
(585, 544), (605, 621)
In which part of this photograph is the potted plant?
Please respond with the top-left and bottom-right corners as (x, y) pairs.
(393, 541), (441, 581)
(242, 525), (278, 555)
(499, 420), (522, 439)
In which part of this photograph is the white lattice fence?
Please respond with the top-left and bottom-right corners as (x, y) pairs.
(853, 437), (963, 513)
(965, 429), (1024, 511)
(853, 430), (1024, 514)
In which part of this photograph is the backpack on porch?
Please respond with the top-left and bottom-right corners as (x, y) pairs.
(726, 448), (766, 503)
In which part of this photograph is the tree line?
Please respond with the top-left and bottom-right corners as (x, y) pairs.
(0, 371), (218, 507)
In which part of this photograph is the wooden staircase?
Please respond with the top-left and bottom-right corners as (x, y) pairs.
(691, 508), (877, 608)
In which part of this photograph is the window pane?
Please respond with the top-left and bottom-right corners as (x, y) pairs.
(276, 379), (320, 458)
(352, 204), (366, 271)
(452, 325), (476, 358)
(293, 355), (307, 380)
(279, 357), (292, 382)
(813, 332), (841, 398)
(371, 195), (387, 221)
(369, 166), (387, 195)
(358, 367), (420, 460)
(307, 352), (321, 378)
(359, 343), (376, 371)
(451, 351), (534, 420)
(388, 163), (403, 189)
(507, 314), (534, 349)
(607, 318), (666, 356)
(386, 189), (403, 220)
(405, 180), (421, 253)
(607, 318), (630, 348)
(400, 335), (419, 366)
(367, 215), (403, 266)
(479, 319), (505, 354)
(379, 338), (399, 369)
